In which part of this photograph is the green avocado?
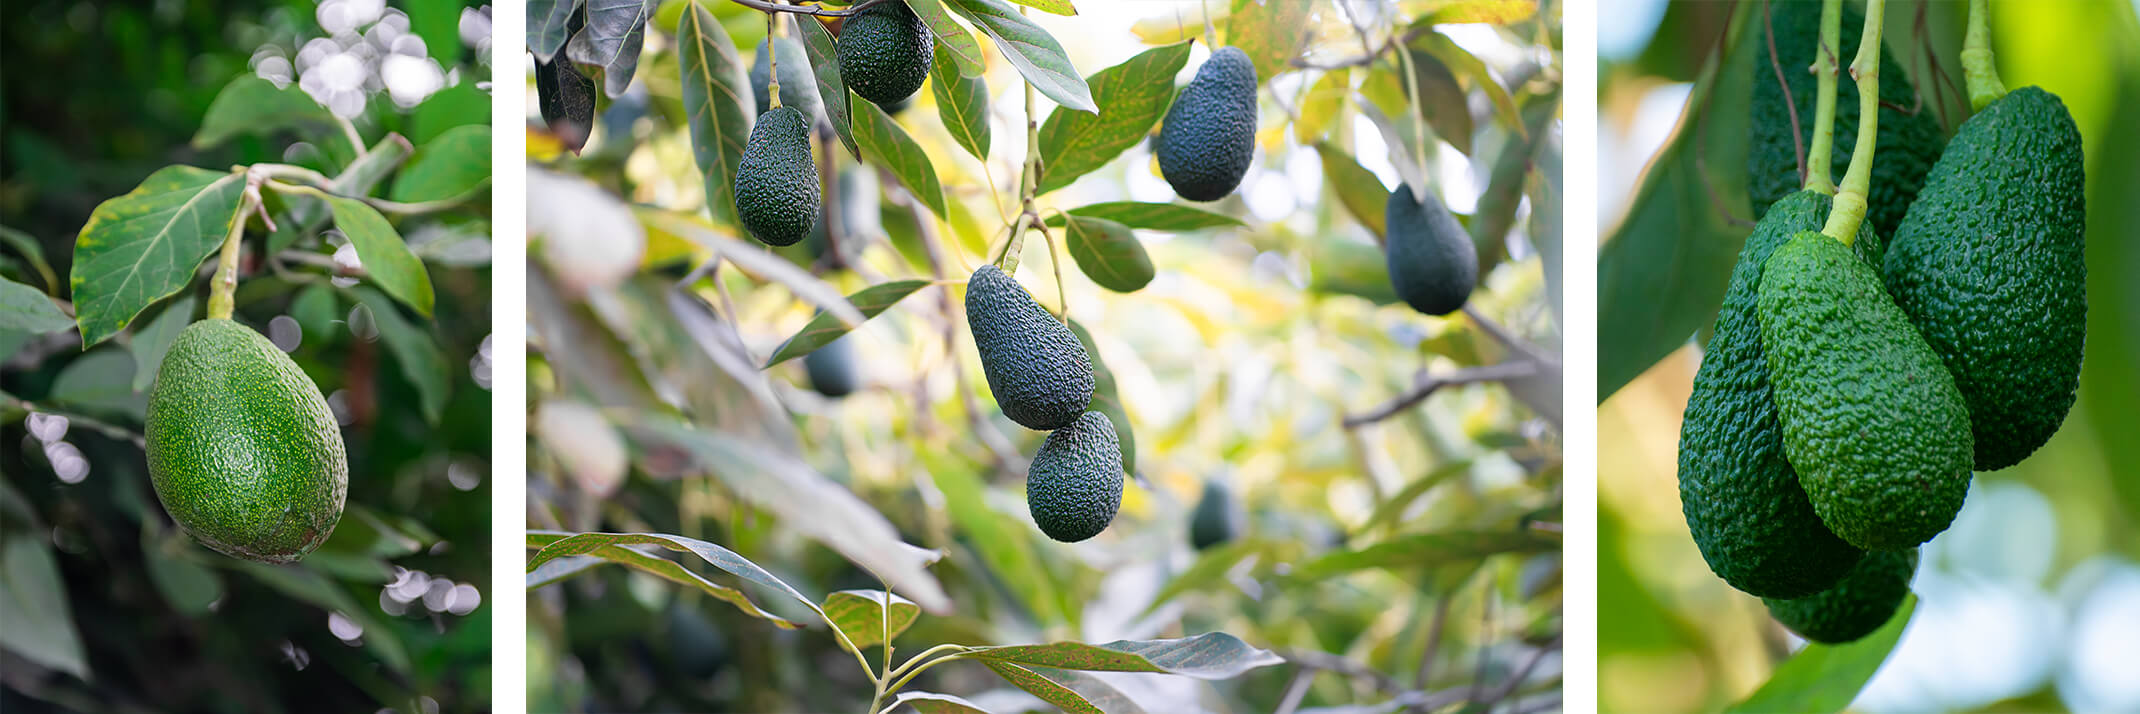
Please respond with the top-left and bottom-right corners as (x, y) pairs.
(1759, 231), (1972, 551)
(965, 264), (1095, 430)
(750, 36), (824, 121)
(1384, 186), (1478, 317)
(1882, 86), (2086, 471)
(836, 0), (932, 106)
(1763, 548), (1917, 644)
(145, 319), (347, 563)
(1680, 191), (1881, 598)
(1747, 0), (1944, 239)
(1027, 411), (1124, 543)
(1155, 46), (1258, 202)
(804, 334), (858, 398)
(1188, 479), (1237, 550)
(734, 106), (820, 247)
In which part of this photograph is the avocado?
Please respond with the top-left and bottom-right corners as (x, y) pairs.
(1155, 46), (1259, 202)
(804, 334), (858, 398)
(1383, 186), (1479, 317)
(1760, 231), (1972, 551)
(751, 36), (825, 122)
(145, 319), (347, 563)
(964, 264), (1095, 430)
(1188, 478), (1237, 550)
(734, 106), (821, 247)
(1882, 86), (2086, 471)
(1763, 548), (1917, 644)
(836, 0), (932, 106)
(1747, 0), (1944, 239)
(1680, 191), (1880, 598)
(1027, 411), (1124, 543)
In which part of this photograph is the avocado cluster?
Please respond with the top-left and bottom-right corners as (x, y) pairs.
(836, 0), (932, 107)
(1155, 46), (1259, 202)
(734, 106), (820, 247)
(1383, 186), (1478, 317)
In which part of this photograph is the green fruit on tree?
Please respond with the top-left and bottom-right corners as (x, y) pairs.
(734, 106), (820, 247)
(1883, 86), (2086, 471)
(1759, 231), (1972, 551)
(965, 264), (1094, 430)
(804, 334), (859, 398)
(1384, 186), (1478, 317)
(1763, 548), (1918, 644)
(1189, 479), (1238, 551)
(836, 0), (932, 106)
(145, 318), (348, 563)
(1680, 191), (1882, 598)
(1155, 46), (1258, 202)
(1027, 411), (1124, 543)
(750, 36), (824, 121)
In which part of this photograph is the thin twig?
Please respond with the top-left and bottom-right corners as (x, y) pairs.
(1278, 648), (1405, 697)
(1471, 635), (1563, 709)
(0, 396), (146, 447)
(727, 0), (897, 18)
(1273, 666), (1316, 714)
(1342, 361), (1540, 428)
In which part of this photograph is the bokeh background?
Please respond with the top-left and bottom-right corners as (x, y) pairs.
(1597, 1), (2140, 712)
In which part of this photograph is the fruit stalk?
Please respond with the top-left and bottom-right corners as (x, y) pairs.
(1962, 0), (2007, 111)
(765, 11), (783, 110)
(1801, 0), (1842, 195)
(206, 173), (261, 320)
(1818, 0), (1885, 246)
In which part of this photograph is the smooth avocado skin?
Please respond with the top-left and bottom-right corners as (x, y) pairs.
(1156, 46), (1258, 202)
(836, 0), (932, 106)
(750, 37), (824, 121)
(1747, 0), (1943, 239)
(964, 264), (1095, 430)
(804, 334), (859, 398)
(1384, 187), (1479, 317)
(1680, 192), (1879, 598)
(1764, 548), (1918, 644)
(1883, 86), (2086, 471)
(1759, 231), (1973, 551)
(1026, 411), (1124, 543)
(1188, 479), (1237, 550)
(146, 319), (347, 563)
(734, 107), (820, 247)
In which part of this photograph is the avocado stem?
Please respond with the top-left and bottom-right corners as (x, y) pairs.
(1802, 0), (1843, 195)
(766, 12), (783, 111)
(1819, 0), (1884, 247)
(1962, 0), (2007, 112)
(207, 174), (263, 321)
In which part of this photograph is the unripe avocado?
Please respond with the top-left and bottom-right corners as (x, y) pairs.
(1747, 0), (1943, 239)
(1188, 479), (1237, 551)
(1383, 186), (1479, 317)
(836, 0), (932, 106)
(1763, 548), (1917, 644)
(1680, 191), (1880, 598)
(1027, 411), (1124, 543)
(1759, 231), (1972, 551)
(145, 319), (347, 563)
(734, 106), (821, 247)
(804, 334), (859, 398)
(1155, 46), (1258, 202)
(751, 37), (825, 121)
(964, 264), (1095, 430)
(1883, 86), (2086, 471)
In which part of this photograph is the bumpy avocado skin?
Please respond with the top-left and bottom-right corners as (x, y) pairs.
(965, 264), (1095, 430)
(1747, 0), (1944, 239)
(146, 319), (348, 563)
(1384, 187), (1479, 317)
(750, 37), (824, 121)
(1027, 411), (1125, 543)
(1764, 548), (1918, 644)
(734, 107), (820, 247)
(1155, 47), (1259, 202)
(1681, 192), (1886, 598)
(1759, 231), (1972, 551)
(1883, 87), (2086, 471)
(804, 334), (858, 398)
(836, 0), (932, 106)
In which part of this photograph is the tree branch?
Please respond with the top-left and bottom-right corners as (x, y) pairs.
(727, 0), (897, 18)
(1342, 361), (1540, 428)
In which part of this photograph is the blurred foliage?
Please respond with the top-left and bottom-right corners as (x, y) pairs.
(526, 0), (1563, 712)
(1597, 1), (2140, 712)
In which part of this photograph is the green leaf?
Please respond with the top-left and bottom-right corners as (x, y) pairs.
(1044, 201), (1243, 232)
(69, 166), (245, 347)
(326, 196), (435, 317)
(797, 16), (859, 160)
(1142, 538), (1258, 616)
(852, 100), (948, 219)
(1223, 0), (1312, 83)
(944, 0), (1097, 113)
(982, 661), (1102, 714)
(1358, 461), (1473, 536)
(269, 134), (413, 255)
(1007, 0), (1076, 15)
(0, 536), (88, 679)
(1412, 0), (1537, 25)
(1598, 2), (1759, 400)
(49, 349), (143, 419)
(1295, 68), (1351, 144)
(536, 54), (598, 154)
(1405, 48), (1474, 154)
(352, 288), (450, 424)
(390, 125), (492, 203)
(529, 0), (583, 61)
(127, 294), (197, 391)
(822, 590), (920, 649)
(1306, 238), (1399, 305)
(192, 76), (339, 150)
(1068, 320), (1134, 474)
(965, 632), (1285, 679)
(0, 225), (58, 293)
(524, 530), (808, 628)
(891, 691), (995, 714)
(0, 276), (72, 334)
(1289, 530), (1558, 580)
(1413, 31), (1520, 137)
(928, 459), (1066, 626)
(909, 0), (988, 77)
(290, 283), (340, 342)
(1036, 41), (1192, 195)
(231, 560), (410, 674)
(1060, 216), (1152, 293)
(1469, 89), (1559, 270)
(679, 2), (756, 230)
(764, 280), (928, 367)
(931, 43), (993, 161)
(1313, 143), (1391, 240)
(141, 529), (223, 617)
(1726, 597), (1917, 713)
(566, 0), (658, 97)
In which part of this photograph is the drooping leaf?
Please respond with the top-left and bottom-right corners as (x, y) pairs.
(909, 0), (988, 77)
(390, 125), (492, 203)
(931, 44), (993, 161)
(1294, 68), (1351, 143)
(352, 287), (450, 424)
(325, 196), (435, 317)
(1405, 48), (1473, 154)
(1289, 529), (1558, 580)
(1412, 31), (1520, 137)
(192, 75), (342, 150)
(70, 166), (245, 347)
(1068, 320), (1134, 474)
(679, 2), (756, 229)
(965, 632), (1285, 679)
(524, 530), (808, 628)
(852, 100), (948, 219)
(891, 691), (996, 714)
(982, 661), (1102, 714)
(1469, 88), (1559, 270)
(928, 459), (1067, 626)
(127, 293), (197, 391)
(48, 349), (143, 419)
(1726, 597), (1917, 713)
(764, 280), (928, 367)
(0, 276), (72, 335)
(536, 54), (598, 153)
(1060, 216), (1152, 293)
(1313, 143), (1390, 240)
(944, 0), (1097, 113)
(1006, 0), (1076, 15)
(1413, 0), (1537, 26)
(1306, 238), (1400, 305)
(1223, 0), (1312, 83)
(566, 0), (658, 97)
(797, 16), (859, 159)
(1035, 40), (1192, 195)
(822, 590), (920, 649)
(1358, 461), (1473, 536)
(1, 225), (58, 293)
(640, 209), (867, 329)
(528, 0), (584, 60)
(1142, 538), (1258, 616)
(0, 536), (89, 679)
(1043, 202), (1242, 232)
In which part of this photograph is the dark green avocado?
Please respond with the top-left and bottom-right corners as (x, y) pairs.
(964, 264), (1095, 430)
(1764, 548), (1917, 644)
(1027, 411), (1124, 543)
(804, 334), (858, 398)
(1383, 186), (1478, 317)
(733, 106), (820, 247)
(1155, 46), (1259, 202)
(1188, 478), (1237, 550)
(836, 0), (932, 106)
